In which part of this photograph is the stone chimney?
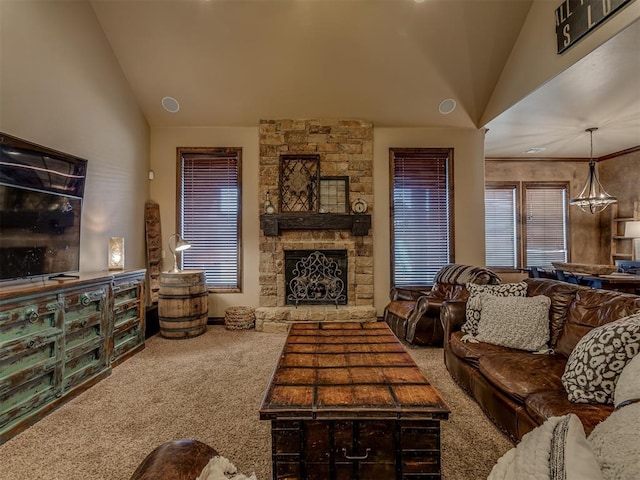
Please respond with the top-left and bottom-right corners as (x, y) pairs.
(256, 119), (376, 332)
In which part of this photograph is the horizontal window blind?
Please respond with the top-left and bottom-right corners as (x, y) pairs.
(391, 150), (452, 287)
(525, 184), (568, 268)
(485, 185), (518, 268)
(179, 151), (241, 290)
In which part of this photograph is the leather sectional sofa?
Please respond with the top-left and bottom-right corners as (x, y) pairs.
(441, 277), (640, 441)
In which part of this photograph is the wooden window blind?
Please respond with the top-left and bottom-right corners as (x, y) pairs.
(390, 148), (453, 287)
(524, 183), (568, 268)
(485, 184), (518, 269)
(178, 148), (242, 291)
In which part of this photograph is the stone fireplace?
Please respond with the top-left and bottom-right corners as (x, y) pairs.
(255, 119), (376, 332)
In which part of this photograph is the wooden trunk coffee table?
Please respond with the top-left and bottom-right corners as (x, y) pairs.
(260, 322), (450, 480)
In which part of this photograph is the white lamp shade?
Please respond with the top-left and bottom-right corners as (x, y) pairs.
(108, 237), (125, 270)
(624, 221), (640, 238)
(168, 234), (191, 273)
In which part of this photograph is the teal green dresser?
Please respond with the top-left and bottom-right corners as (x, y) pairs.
(0, 269), (145, 443)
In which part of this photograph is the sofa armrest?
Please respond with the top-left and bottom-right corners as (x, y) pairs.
(404, 294), (430, 343)
(440, 300), (467, 347)
(405, 294), (445, 343)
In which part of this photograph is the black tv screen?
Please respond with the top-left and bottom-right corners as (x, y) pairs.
(0, 133), (87, 282)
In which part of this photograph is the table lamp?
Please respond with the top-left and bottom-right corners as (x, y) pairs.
(108, 237), (125, 270)
(168, 234), (191, 273)
(625, 221), (640, 261)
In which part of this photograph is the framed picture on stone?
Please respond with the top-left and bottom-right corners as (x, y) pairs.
(320, 176), (349, 213)
(279, 154), (320, 213)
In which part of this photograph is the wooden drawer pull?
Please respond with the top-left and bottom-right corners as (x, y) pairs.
(27, 310), (39, 323)
(341, 448), (370, 460)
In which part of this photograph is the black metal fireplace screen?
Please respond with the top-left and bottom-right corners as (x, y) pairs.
(285, 250), (347, 306)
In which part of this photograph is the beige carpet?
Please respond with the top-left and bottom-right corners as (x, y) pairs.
(0, 326), (512, 480)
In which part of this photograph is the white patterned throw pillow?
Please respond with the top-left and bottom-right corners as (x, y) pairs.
(562, 313), (640, 405)
(489, 414), (603, 480)
(476, 294), (551, 351)
(461, 281), (528, 336)
(613, 351), (640, 408)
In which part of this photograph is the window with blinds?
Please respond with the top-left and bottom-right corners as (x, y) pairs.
(390, 148), (453, 287)
(524, 183), (568, 268)
(484, 181), (568, 269)
(485, 184), (518, 268)
(178, 148), (241, 291)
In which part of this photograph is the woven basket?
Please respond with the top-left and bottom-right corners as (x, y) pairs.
(225, 306), (255, 330)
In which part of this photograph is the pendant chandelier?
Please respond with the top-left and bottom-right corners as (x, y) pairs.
(569, 127), (617, 214)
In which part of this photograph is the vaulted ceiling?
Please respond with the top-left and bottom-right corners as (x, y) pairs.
(89, 0), (640, 158)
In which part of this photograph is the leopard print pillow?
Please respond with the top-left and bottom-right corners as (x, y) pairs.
(562, 313), (640, 405)
(461, 281), (528, 336)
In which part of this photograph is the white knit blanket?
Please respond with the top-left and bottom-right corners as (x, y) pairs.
(488, 415), (562, 480)
(195, 455), (257, 480)
(588, 403), (640, 480)
(488, 414), (604, 480)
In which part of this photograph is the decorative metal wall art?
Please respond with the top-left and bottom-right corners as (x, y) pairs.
(285, 250), (347, 306)
(279, 155), (320, 213)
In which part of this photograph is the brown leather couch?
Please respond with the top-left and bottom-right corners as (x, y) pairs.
(385, 284), (469, 346)
(441, 278), (640, 441)
(129, 439), (217, 480)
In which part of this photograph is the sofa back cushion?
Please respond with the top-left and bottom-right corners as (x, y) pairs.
(428, 283), (469, 301)
(555, 289), (640, 357)
(524, 278), (581, 348)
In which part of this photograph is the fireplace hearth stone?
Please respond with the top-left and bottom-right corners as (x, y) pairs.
(255, 306), (377, 333)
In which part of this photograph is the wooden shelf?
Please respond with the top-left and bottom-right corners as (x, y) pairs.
(260, 213), (371, 236)
(610, 202), (639, 264)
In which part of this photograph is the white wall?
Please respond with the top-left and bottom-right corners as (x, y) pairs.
(373, 128), (486, 314)
(149, 127), (259, 317)
(483, 0), (640, 125)
(0, 1), (150, 273)
(151, 126), (486, 317)
(8, 0), (622, 315)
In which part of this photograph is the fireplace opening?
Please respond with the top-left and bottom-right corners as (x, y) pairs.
(285, 250), (348, 306)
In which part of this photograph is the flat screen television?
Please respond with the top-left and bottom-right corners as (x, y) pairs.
(0, 133), (88, 282)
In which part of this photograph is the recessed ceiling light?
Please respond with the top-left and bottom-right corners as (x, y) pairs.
(161, 96), (180, 113)
(524, 147), (546, 154)
(438, 98), (456, 115)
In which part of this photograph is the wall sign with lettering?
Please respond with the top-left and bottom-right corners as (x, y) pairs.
(556, 0), (635, 53)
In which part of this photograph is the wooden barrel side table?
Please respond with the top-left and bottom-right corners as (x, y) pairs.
(158, 270), (208, 339)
